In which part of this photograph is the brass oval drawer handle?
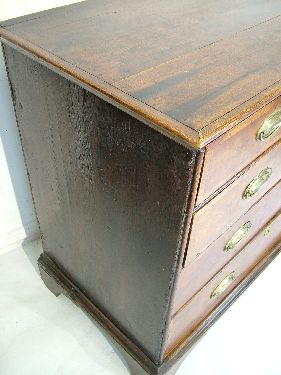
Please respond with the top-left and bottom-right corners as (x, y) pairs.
(257, 108), (281, 141)
(210, 272), (236, 299)
(224, 222), (252, 252)
(242, 167), (272, 199)
(264, 224), (272, 236)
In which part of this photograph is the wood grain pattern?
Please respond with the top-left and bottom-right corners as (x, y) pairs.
(38, 241), (281, 374)
(197, 95), (281, 205)
(2, 1), (281, 372)
(116, 16), (281, 134)
(1, 0), (281, 147)
(173, 180), (281, 313)
(165, 211), (281, 356)
(186, 140), (281, 266)
(39, 252), (192, 375)
(4, 45), (198, 364)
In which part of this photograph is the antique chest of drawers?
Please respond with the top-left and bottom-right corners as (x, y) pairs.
(1, 1), (281, 374)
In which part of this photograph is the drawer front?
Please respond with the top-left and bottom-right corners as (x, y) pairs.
(173, 180), (281, 312)
(165, 212), (281, 356)
(187, 140), (281, 266)
(197, 96), (281, 206)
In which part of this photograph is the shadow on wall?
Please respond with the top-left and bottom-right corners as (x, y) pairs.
(0, 45), (39, 247)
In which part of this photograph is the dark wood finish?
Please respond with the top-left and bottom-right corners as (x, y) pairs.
(197, 95), (281, 205)
(163, 242), (281, 364)
(1, 1), (281, 147)
(38, 253), (157, 375)
(38, 240), (281, 374)
(173, 180), (281, 312)
(116, 16), (281, 140)
(37, 252), (212, 375)
(1, 2), (281, 374)
(186, 140), (281, 266)
(165, 212), (281, 355)
(3, 45), (198, 364)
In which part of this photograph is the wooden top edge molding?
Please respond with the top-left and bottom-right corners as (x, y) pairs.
(0, 28), (199, 149)
(1, 0), (281, 148)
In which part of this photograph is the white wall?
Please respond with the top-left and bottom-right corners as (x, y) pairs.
(0, 46), (38, 251)
(0, 1), (83, 251)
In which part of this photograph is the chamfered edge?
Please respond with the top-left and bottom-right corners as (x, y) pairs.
(1, 24), (281, 150)
(0, 26), (200, 150)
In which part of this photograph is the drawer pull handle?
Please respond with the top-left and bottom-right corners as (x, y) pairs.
(257, 108), (281, 141)
(210, 272), (236, 299)
(243, 167), (272, 199)
(224, 222), (252, 252)
(264, 225), (271, 236)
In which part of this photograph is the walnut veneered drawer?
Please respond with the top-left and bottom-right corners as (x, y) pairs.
(173, 180), (281, 312)
(186, 140), (281, 266)
(165, 210), (281, 356)
(196, 96), (281, 206)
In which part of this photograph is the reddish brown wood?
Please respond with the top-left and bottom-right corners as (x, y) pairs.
(186, 140), (281, 266)
(173, 180), (281, 312)
(1, 1), (281, 147)
(197, 95), (281, 205)
(38, 237), (281, 373)
(165, 211), (281, 356)
(1, 2), (281, 374)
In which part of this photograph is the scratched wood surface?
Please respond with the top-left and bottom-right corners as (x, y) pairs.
(4, 44), (199, 364)
(1, 0), (281, 146)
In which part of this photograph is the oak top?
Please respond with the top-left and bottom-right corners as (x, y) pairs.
(1, 0), (281, 148)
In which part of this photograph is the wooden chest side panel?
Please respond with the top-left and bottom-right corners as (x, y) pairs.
(4, 45), (198, 363)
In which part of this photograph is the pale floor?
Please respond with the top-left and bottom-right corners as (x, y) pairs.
(0, 240), (280, 375)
